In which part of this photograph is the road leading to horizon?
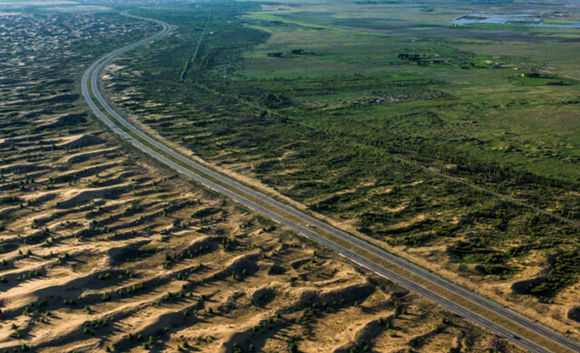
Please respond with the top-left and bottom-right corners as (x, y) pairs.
(81, 11), (580, 353)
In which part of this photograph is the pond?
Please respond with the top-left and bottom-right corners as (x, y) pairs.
(451, 14), (580, 28)
(537, 22), (580, 29)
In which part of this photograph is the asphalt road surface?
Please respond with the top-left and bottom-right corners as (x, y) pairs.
(81, 12), (580, 353)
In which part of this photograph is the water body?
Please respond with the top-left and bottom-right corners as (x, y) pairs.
(452, 14), (541, 24)
(0, 0), (77, 5)
(451, 13), (580, 28)
(537, 22), (580, 28)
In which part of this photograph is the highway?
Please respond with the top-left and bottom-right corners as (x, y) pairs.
(81, 12), (580, 353)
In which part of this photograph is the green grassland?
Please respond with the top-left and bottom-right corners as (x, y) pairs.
(106, 0), (580, 333)
(238, 8), (580, 182)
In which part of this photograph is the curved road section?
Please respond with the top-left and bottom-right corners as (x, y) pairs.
(82, 12), (580, 353)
